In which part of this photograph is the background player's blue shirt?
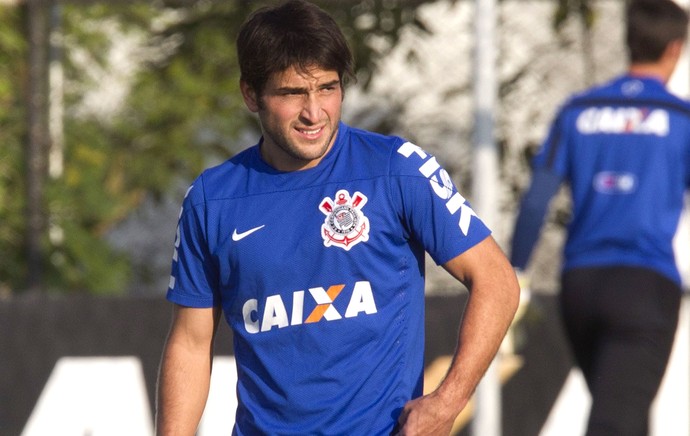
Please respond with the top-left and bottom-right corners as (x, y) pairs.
(167, 122), (491, 435)
(511, 74), (690, 285)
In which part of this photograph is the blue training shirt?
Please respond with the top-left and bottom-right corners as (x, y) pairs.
(511, 74), (690, 285)
(167, 122), (491, 435)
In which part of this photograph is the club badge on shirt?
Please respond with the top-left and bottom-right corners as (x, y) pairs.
(319, 190), (369, 251)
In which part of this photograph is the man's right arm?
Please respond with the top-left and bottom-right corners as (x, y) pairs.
(156, 304), (221, 436)
(510, 167), (562, 270)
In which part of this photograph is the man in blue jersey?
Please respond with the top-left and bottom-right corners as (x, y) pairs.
(511, 0), (689, 434)
(155, 1), (519, 435)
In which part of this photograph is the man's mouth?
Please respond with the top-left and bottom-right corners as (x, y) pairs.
(297, 126), (324, 137)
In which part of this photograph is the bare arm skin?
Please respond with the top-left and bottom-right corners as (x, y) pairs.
(396, 236), (520, 435)
(156, 305), (221, 436)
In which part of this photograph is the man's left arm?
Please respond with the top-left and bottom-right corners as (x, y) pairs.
(396, 235), (520, 435)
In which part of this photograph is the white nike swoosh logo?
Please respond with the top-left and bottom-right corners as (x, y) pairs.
(232, 225), (265, 241)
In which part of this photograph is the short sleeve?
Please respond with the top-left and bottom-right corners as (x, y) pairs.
(389, 141), (491, 265)
(166, 177), (220, 308)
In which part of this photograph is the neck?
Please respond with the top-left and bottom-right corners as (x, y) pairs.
(628, 64), (669, 84)
(627, 40), (684, 85)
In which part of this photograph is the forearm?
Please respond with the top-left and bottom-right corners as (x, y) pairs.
(436, 268), (519, 413)
(156, 306), (219, 436)
(437, 238), (520, 415)
(395, 238), (520, 435)
(156, 340), (213, 435)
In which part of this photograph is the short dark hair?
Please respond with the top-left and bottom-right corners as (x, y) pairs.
(626, 0), (689, 63)
(236, 0), (355, 96)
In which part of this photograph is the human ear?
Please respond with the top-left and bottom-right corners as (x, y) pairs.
(240, 80), (260, 113)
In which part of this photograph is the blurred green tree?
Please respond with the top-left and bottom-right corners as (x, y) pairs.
(1, 0), (430, 294)
(0, 7), (28, 295)
(4, 0), (601, 294)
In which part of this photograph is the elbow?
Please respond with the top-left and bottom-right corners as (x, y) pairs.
(505, 269), (522, 319)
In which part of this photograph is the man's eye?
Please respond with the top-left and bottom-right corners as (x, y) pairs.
(276, 90), (302, 96)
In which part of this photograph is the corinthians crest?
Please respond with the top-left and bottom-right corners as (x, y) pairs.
(319, 190), (370, 250)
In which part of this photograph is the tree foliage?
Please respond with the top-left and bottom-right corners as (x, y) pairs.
(0, 7), (27, 295)
(1, 0), (430, 294)
(1, 0), (611, 294)
(553, 0), (596, 31)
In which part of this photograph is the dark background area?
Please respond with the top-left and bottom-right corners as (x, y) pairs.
(0, 293), (572, 436)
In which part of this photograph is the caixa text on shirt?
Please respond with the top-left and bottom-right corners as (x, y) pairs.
(576, 106), (669, 136)
(242, 281), (378, 333)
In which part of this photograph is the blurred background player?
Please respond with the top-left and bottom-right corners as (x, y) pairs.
(510, 0), (690, 434)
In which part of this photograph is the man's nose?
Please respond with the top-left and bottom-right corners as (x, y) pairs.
(300, 93), (321, 122)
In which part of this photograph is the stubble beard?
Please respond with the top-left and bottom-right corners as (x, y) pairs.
(267, 123), (339, 166)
